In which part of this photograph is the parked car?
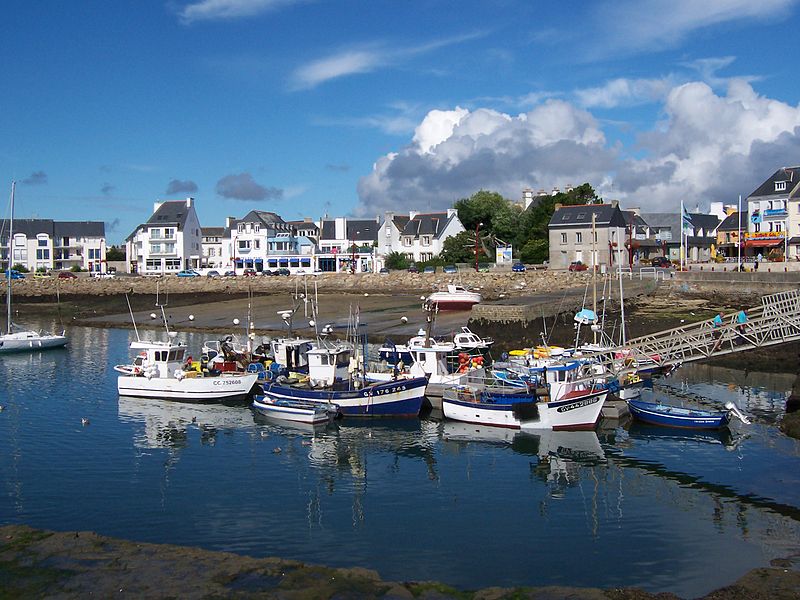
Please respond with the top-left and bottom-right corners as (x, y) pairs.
(33, 271), (52, 279)
(4, 269), (25, 279)
(443, 265), (457, 274)
(511, 262), (526, 273)
(57, 271), (77, 279)
(423, 266), (436, 274)
(276, 268), (291, 276)
(206, 270), (221, 278)
(223, 270), (237, 277)
(176, 269), (201, 278)
(407, 264), (419, 273)
(651, 256), (672, 268)
(242, 268), (258, 277)
(379, 267), (390, 275)
(568, 261), (588, 272)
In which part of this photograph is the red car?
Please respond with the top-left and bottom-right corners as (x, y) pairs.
(568, 261), (588, 272)
(57, 271), (77, 279)
(243, 268), (258, 277)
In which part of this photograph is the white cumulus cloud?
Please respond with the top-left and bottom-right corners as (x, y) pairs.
(355, 81), (800, 217)
(178, 0), (304, 23)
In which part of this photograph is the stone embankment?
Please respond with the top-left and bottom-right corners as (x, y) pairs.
(3, 524), (799, 599)
(3, 270), (595, 302)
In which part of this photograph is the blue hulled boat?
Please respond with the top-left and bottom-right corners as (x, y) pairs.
(260, 343), (427, 417)
(627, 399), (750, 429)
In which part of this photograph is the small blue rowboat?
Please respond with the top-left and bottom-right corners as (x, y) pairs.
(627, 399), (750, 429)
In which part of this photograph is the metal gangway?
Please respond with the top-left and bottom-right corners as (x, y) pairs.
(587, 289), (800, 375)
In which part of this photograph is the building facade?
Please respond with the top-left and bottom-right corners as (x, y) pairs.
(547, 202), (628, 270)
(745, 166), (800, 260)
(316, 217), (380, 273)
(377, 209), (464, 266)
(125, 198), (202, 274)
(1, 219), (106, 273)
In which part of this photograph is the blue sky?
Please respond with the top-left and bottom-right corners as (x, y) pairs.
(3, 0), (800, 244)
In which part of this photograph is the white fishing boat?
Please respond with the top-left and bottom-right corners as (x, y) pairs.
(252, 395), (338, 425)
(426, 284), (481, 310)
(445, 359), (607, 430)
(0, 181), (67, 354)
(116, 338), (259, 401)
(115, 297), (258, 402)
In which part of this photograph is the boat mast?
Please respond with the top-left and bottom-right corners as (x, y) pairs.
(592, 212), (597, 345)
(6, 181), (15, 335)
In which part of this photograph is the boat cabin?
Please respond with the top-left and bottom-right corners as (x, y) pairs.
(271, 337), (314, 372)
(129, 340), (187, 378)
(306, 344), (352, 387)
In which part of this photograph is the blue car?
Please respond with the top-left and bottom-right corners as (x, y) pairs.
(4, 269), (25, 279)
(443, 265), (457, 274)
(176, 269), (200, 278)
(512, 263), (526, 272)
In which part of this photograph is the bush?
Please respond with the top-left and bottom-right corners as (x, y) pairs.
(70, 265), (83, 272)
(12, 263), (29, 273)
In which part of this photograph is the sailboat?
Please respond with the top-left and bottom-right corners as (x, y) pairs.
(0, 181), (67, 353)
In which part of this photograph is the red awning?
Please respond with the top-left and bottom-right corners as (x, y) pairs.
(744, 239), (783, 248)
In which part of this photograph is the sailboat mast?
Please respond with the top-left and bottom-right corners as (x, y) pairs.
(6, 181), (15, 335)
(592, 212), (597, 345)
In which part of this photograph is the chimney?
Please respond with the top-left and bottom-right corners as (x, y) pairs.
(185, 197), (194, 208)
(565, 183), (574, 192)
(303, 217), (312, 223)
(409, 210), (419, 220)
(552, 187), (560, 195)
(447, 208), (457, 218)
(153, 201), (164, 213)
(610, 200), (619, 208)
(554, 203), (563, 211)
(225, 216), (237, 228)
(538, 189), (547, 196)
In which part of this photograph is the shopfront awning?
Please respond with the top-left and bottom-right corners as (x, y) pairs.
(744, 239), (783, 248)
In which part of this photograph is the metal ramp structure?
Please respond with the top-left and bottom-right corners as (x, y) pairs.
(589, 289), (800, 375)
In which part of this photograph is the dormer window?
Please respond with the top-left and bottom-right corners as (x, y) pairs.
(776, 181), (787, 192)
(237, 223), (244, 233)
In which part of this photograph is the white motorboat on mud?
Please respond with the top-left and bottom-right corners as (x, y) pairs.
(426, 284), (481, 310)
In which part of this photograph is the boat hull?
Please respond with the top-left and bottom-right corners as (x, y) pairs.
(260, 377), (427, 417)
(0, 332), (67, 353)
(443, 388), (606, 431)
(627, 399), (730, 429)
(117, 373), (259, 402)
(252, 396), (335, 425)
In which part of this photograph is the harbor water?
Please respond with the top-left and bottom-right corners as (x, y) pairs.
(1, 323), (799, 597)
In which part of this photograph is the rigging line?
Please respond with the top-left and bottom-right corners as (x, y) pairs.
(546, 286), (572, 344)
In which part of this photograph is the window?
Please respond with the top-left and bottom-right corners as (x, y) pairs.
(560, 233), (567, 244)
(237, 223), (244, 233)
(421, 235), (431, 246)
(38, 238), (48, 247)
(165, 258), (181, 270)
(776, 181), (787, 192)
(164, 228), (175, 238)
(146, 259), (160, 271)
(403, 236), (412, 246)
(575, 232), (583, 243)
(36, 249), (50, 260)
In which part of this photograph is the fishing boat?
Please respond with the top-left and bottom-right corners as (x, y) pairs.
(252, 395), (338, 425)
(261, 342), (428, 417)
(626, 398), (750, 429)
(450, 357), (609, 430)
(426, 284), (481, 310)
(0, 181), (67, 354)
(115, 297), (258, 402)
(116, 338), (259, 401)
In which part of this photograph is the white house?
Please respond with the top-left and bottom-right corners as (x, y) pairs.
(377, 209), (464, 265)
(745, 166), (800, 260)
(316, 217), (380, 273)
(125, 198), (202, 274)
(201, 226), (225, 270)
(1, 219), (106, 273)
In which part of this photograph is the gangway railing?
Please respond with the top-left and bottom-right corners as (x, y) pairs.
(581, 289), (800, 375)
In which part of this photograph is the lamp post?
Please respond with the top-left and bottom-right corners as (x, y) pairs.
(474, 222), (483, 272)
(232, 235), (237, 275)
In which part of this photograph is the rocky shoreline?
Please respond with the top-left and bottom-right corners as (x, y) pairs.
(2, 524), (799, 599)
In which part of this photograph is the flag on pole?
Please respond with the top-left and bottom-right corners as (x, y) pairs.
(681, 203), (693, 231)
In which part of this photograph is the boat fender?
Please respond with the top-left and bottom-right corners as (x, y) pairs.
(174, 369), (185, 381)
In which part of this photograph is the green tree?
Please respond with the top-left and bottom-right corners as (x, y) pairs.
(106, 245), (125, 261)
(439, 230), (478, 264)
(384, 251), (409, 270)
(519, 239), (548, 264)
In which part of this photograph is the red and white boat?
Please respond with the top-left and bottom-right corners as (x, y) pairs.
(426, 284), (482, 310)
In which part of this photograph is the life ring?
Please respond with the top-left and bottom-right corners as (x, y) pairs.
(132, 366), (142, 376)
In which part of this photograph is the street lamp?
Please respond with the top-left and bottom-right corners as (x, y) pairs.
(474, 222), (483, 272)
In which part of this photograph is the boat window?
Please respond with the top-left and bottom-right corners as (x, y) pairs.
(336, 352), (350, 367)
(176, 349), (185, 361)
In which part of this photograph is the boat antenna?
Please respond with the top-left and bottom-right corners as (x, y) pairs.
(125, 292), (141, 342)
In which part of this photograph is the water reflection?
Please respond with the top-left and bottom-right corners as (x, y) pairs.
(118, 396), (255, 449)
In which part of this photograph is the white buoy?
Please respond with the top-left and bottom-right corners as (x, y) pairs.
(364, 293), (369, 297)
(81, 418), (90, 426)
(309, 320), (316, 327)
(400, 316), (408, 323)
(188, 314), (195, 321)
(150, 313), (157, 319)
(233, 318), (240, 326)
